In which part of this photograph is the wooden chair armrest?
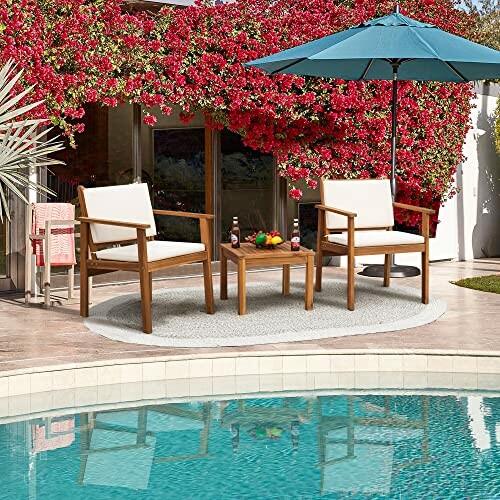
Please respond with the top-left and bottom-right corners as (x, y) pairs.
(78, 217), (150, 229)
(393, 202), (435, 215)
(315, 204), (357, 218)
(153, 209), (214, 220)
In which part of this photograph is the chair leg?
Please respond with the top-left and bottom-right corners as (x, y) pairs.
(149, 272), (153, 303)
(80, 268), (89, 318)
(139, 265), (152, 334)
(422, 251), (429, 304)
(80, 223), (90, 318)
(203, 257), (215, 314)
(25, 253), (32, 305)
(315, 248), (323, 292)
(383, 254), (391, 287)
(347, 251), (355, 311)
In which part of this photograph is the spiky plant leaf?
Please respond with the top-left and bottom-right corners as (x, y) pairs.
(0, 60), (65, 221)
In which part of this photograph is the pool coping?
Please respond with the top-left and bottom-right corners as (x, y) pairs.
(1, 348), (499, 399)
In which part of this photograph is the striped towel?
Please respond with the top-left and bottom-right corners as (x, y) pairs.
(32, 203), (76, 267)
(32, 418), (75, 453)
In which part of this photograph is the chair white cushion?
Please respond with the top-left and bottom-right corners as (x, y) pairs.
(322, 179), (394, 229)
(96, 240), (205, 262)
(327, 230), (424, 247)
(82, 183), (157, 244)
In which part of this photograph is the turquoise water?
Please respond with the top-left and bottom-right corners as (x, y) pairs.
(1, 394), (499, 499)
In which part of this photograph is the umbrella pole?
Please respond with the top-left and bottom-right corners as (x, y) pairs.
(359, 63), (421, 278)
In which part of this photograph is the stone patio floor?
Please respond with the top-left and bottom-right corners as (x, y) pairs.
(0, 258), (498, 373)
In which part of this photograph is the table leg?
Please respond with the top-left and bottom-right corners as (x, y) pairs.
(305, 255), (314, 311)
(220, 249), (228, 300)
(237, 259), (246, 315)
(282, 264), (290, 296)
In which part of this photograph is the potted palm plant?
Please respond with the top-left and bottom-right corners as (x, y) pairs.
(0, 60), (64, 221)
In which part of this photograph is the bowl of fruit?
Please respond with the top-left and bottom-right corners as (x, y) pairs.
(246, 231), (284, 249)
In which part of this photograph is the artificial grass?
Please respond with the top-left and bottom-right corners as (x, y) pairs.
(452, 275), (500, 294)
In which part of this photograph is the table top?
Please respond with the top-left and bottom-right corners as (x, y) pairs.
(220, 242), (314, 259)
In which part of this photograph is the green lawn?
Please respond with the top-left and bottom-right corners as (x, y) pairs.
(452, 275), (500, 294)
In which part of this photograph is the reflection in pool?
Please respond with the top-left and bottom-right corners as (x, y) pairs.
(1, 394), (499, 499)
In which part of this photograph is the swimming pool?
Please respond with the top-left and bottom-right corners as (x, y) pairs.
(1, 394), (498, 499)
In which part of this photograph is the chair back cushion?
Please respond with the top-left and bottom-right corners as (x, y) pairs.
(82, 183), (157, 244)
(321, 179), (394, 229)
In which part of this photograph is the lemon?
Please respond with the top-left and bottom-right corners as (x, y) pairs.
(271, 236), (283, 245)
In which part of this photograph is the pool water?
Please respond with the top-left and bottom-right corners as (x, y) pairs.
(1, 394), (499, 499)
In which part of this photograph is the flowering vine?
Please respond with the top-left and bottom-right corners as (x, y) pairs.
(0, 0), (477, 231)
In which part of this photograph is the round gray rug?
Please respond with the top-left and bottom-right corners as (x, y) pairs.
(84, 278), (446, 347)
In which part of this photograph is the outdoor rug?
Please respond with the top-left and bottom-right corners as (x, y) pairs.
(84, 278), (447, 347)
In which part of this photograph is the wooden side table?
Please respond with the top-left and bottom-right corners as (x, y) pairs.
(220, 242), (315, 315)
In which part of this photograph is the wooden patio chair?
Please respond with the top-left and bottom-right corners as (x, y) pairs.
(78, 183), (214, 334)
(315, 179), (435, 310)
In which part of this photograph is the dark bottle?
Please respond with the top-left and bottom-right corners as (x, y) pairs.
(231, 217), (240, 248)
(291, 218), (300, 251)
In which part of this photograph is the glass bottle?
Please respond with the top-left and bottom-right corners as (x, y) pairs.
(291, 218), (300, 251)
(231, 217), (240, 248)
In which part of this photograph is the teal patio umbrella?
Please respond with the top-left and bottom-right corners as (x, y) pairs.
(246, 6), (500, 277)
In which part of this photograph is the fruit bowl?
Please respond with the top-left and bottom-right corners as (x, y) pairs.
(245, 231), (284, 249)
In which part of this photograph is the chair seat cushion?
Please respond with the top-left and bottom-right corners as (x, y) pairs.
(327, 230), (424, 247)
(96, 240), (206, 262)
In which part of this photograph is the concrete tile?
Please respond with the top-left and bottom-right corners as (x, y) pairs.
(53, 370), (75, 391)
(213, 376), (236, 395)
(427, 372), (453, 389)
(9, 395), (30, 416)
(0, 397), (8, 418)
(97, 365), (122, 385)
(378, 355), (403, 372)
(403, 372), (428, 389)
(355, 372), (380, 389)
(236, 375), (260, 394)
(235, 357), (260, 376)
(337, 372), (355, 388)
(74, 387), (99, 407)
(427, 356), (453, 373)
(402, 355), (427, 372)
(166, 378), (189, 398)
(314, 372), (339, 390)
(452, 373), (477, 390)
(379, 371), (404, 388)
(354, 355), (379, 372)
(306, 355), (330, 373)
(121, 382), (143, 402)
(30, 392), (54, 413)
(331, 355), (355, 372)
(477, 373), (500, 390)
(52, 389), (75, 410)
(120, 364), (143, 383)
(213, 358), (236, 377)
(259, 374), (283, 392)
(165, 360), (189, 380)
(97, 384), (122, 404)
(283, 373), (310, 391)
(143, 362), (166, 381)
(142, 380), (166, 399)
(9, 374), (31, 396)
(477, 357), (500, 374)
(259, 357), (283, 375)
(283, 356), (307, 374)
(75, 367), (98, 388)
(0, 377), (8, 398)
(30, 372), (53, 393)
(189, 377), (212, 397)
(189, 359), (213, 379)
